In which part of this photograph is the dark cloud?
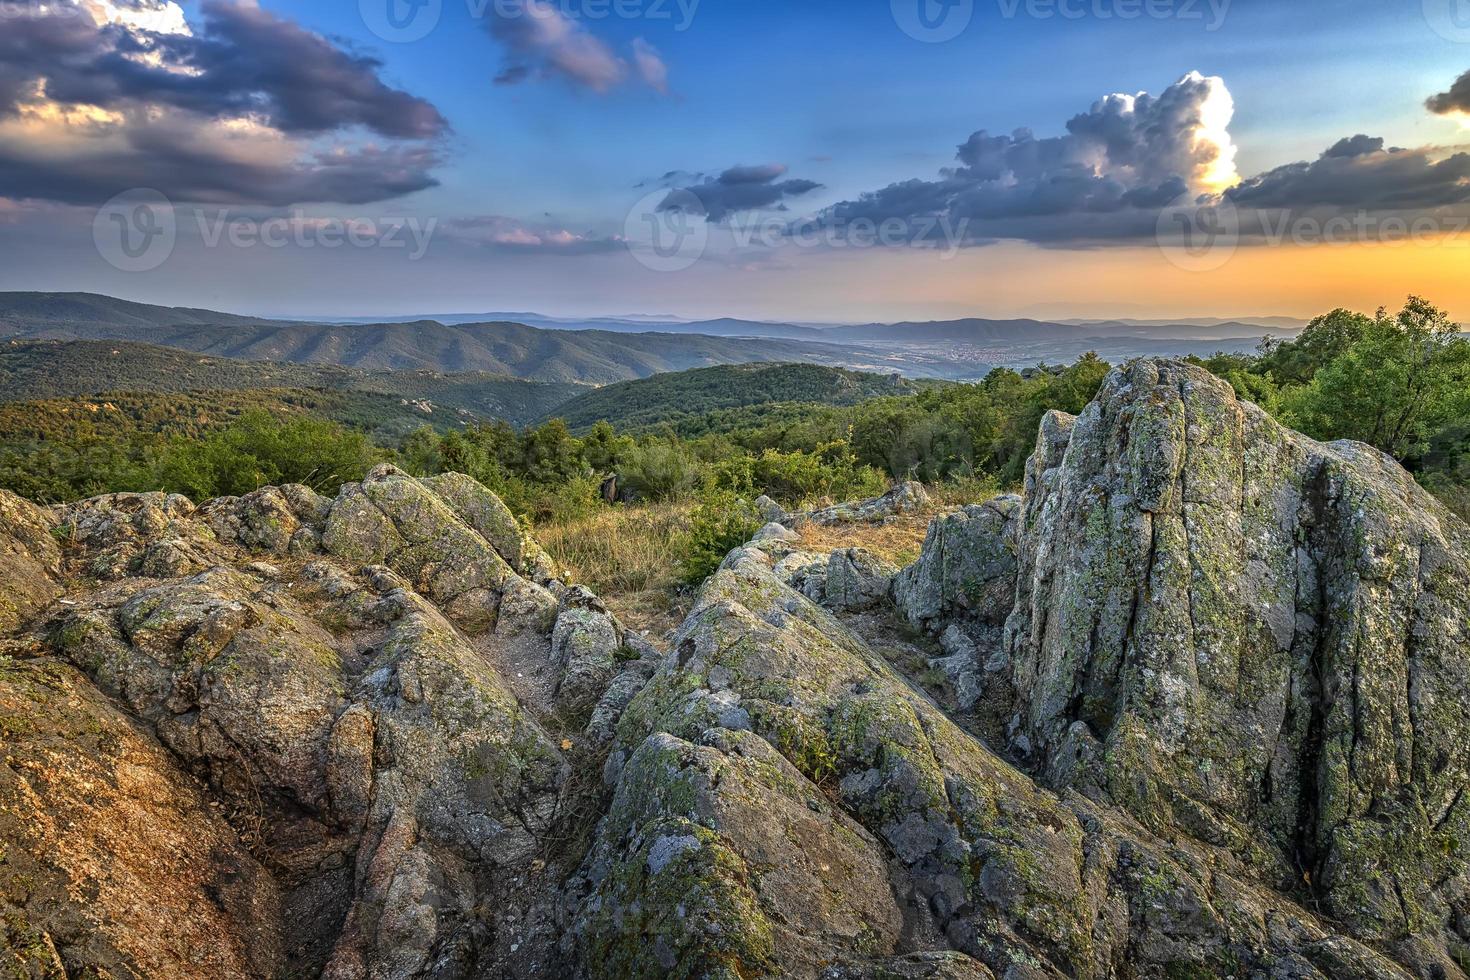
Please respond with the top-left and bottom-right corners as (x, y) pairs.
(1323, 135), (1386, 159)
(0, 1), (447, 138)
(1427, 69), (1470, 116)
(0, 0), (447, 207)
(658, 164), (824, 222)
(0, 133), (442, 208)
(813, 71), (1237, 246)
(1226, 140), (1470, 210)
(488, 0), (667, 94)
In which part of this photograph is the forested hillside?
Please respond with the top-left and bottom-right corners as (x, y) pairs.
(0, 340), (582, 423)
(548, 362), (929, 432)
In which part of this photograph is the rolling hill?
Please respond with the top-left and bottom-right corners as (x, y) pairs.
(0, 293), (969, 382)
(0, 340), (583, 427)
(546, 362), (928, 432)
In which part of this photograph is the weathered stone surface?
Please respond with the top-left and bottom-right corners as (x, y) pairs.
(822, 547), (899, 612)
(199, 484), (329, 555)
(0, 490), (60, 632)
(421, 472), (556, 581)
(893, 495), (1019, 636)
(1, 472), (631, 980)
(574, 728), (906, 978)
(0, 655), (283, 980)
(592, 542), (1415, 978)
(552, 596), (625, 721)
(1005, 361), (1470, 960)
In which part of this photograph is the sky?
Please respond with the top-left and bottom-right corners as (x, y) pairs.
(2, 0), (1470, 322)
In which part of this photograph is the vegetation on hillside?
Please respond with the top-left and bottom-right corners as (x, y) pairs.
(547, 362), (928, 433)
(0, 340), (582, 426)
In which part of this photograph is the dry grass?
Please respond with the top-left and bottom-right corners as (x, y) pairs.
(795, 477), (1005, 567)
(537, 502), (696, 641)
(796, 513), (936, 568)
(533, 477), (1009, 639)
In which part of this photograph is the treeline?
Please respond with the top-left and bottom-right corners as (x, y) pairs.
(395, 355), (1112, 522)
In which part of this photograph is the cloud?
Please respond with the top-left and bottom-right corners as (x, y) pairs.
(0, 0), (446, 206)
(658, 163), (824, 222)
(444, 215), (622, 254)
(1225, 138), (1470, 211)
(0, 1), (447, 137)
(814, 71), (1240, 246)
(631, 38), (669, 96)
(489, 0), (669, 94)
(1427, 69), (1470, 117)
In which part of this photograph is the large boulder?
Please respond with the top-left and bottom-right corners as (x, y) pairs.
(3, 471), (618, 979)
(0, 656), (284, 980)
(899, 359), (1470, 971)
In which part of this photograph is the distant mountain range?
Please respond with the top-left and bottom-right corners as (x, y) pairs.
(0, 293), (970, 382)
(287, 308), (1307, 344)
(0, 292), (1304, 385)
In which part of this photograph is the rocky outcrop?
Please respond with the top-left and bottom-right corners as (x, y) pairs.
(1, 468), (611, 979)
(5, 359), (1469, 980)
(581, 537), (1415, 978)
(897, 359), (1470, 975)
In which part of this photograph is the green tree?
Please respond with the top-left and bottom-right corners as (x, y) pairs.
(1260, 308), (1374, 385)
(1282, 297), (1470, 461)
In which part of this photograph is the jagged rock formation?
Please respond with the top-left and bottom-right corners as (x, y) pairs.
(896, 360), (1470, 976)
(2, 359), (1468, 979)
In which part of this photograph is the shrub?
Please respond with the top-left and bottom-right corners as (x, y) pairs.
(675, 490), (762, 586)
(153, 411), (383, 500)
(617, 441), (703, 501)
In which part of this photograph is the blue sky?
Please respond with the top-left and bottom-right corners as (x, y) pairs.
(2, 0), (1470, 320)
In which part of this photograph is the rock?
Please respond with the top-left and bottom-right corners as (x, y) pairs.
(752, 521), (799, 544)
(903, 359), (1470, 968)
(801, 481), (932, 526)
(1008, 361), (1470, 952)
(596, 536), (1415, 978)
(822, 547), (899, 612)
(893, 495), (1019, 636)
(755, 494), (787, 523)
(0, 490), (61, 632)
(574, 728), (906, 978)
(199, 484), (329, 555)
(421, 471), (556, 581)
(57, 491), (217, 579)
(0, 656), (284, 979)
(552, 603), (625, 720)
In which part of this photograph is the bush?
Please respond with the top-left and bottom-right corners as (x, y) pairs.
(154, 411), (383, 500)
(675, 490), (762, 586)
(617, 441), (703, 501)
(713, 441), (887, 507)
